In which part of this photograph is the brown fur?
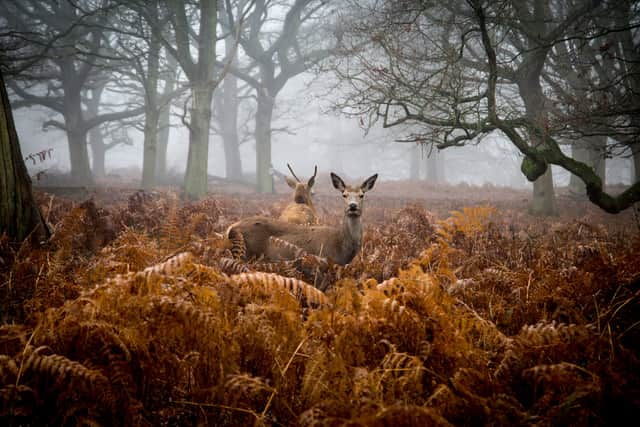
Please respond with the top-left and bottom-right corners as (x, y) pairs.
(279, 165), (318, 225)
(227, 173), (378, 266)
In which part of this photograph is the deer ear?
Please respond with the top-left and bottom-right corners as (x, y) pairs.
(330, 172), (346, 191)
(285, 176), (297, 189)
(361, 174), (378, 192)
(307, 166), (317, 189)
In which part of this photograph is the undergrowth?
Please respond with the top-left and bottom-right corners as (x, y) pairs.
(0, 189), (638, 426)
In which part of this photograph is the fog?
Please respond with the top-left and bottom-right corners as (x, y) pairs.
(14, 73), (633, 190)
(3, 0), (637, 216)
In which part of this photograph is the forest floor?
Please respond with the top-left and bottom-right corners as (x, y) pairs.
(1, 177), (638, 426)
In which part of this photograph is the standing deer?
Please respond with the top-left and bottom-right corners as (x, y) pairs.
(279, 164), (318, 225)
(226, 172), (378, 266)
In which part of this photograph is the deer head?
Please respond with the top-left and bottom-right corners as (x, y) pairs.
(285, 163), (317, 205)
(330, 172), (378, 218)
(280, 164), (318, 225)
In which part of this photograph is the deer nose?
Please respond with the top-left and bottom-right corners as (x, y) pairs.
(348, 202), (358, 211)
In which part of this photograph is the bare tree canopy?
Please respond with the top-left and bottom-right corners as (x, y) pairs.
(330, 0), (640, 214)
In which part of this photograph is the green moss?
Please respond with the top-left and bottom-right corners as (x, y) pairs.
(521, 156), (547, 181)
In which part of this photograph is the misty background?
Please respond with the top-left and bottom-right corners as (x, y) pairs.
(2, 0), (637, 212)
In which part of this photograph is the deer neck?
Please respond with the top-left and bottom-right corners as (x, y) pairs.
(339, 213), (362, 262)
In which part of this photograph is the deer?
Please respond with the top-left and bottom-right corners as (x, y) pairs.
(226, 172), (378, 266)
(279, 164), (318, 225)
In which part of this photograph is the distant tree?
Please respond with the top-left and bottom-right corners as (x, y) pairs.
(0, 68), (49, 243)
(156, 54), (179, 182)
(214, 15), (243, 181)
(84, 81), (134, 178)
(225, 0), (338, 193)
(142, 0), (253, 199)
(332, 0), (640, 214)
(0, 0), (144, 186)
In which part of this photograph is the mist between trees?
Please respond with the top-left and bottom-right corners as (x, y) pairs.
(2, 0), (639, 215)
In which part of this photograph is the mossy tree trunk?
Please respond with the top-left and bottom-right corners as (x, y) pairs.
(517, 49), (557, 216)
(0, 70), (50, 243)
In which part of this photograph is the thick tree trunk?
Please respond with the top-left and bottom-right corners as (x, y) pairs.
(63, 91), (94, 186)
(183, 82), (213, 199)
(518, 61), (556, 216)
(86, 85), (106, 178)
(89, 125), (106, 178)
(156, 105), (170, 182)
(221, 74), (242, 181)
(530, 168), (556, 215)
(156, 55), (177, 182)
(425, 149), (444, 183)
(142, 108), (159, 190)
(220, 35), (242, 181)
(255, 91), (275, 193)
(67, 127), (93, 186)
(569, 136), (606, 195)
(0, 70), (49, 243)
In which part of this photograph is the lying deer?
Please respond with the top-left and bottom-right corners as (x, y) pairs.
(279, 164), (318, 225)
(226, 172), (378, 266)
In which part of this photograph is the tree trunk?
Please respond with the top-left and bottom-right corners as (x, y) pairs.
(221, 74), (242, 181)
(425, 149), (444, 183)
(86, 85), (106, 178)
(255, 90), (275, 193)
(0, 70), (49, 243)
(569, 135), (606, 195)
(89, 125), (106, 178)
(156, 55), (177, 182)
(518, 58), (556, 216)
(156, 104), (170, 182)
(63, 90), (94, 186)
(409, 144), (420, 180)
(142, 108), (159, 190)
(220, 34), (242, 181)
(183, 82), (213, 199)
(530, 167), (556, 215)
(142, 4), (160, 191)
(632, 149), (640, 184)
(67, 127), (93, 186)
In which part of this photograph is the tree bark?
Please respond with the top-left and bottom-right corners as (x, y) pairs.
(518, 51), (556, 216)
(86, 85), (106, 178)
(142, 11), (161, 191)
(155, 56), (178, 182)
(63, 88), (94, 186)
(569, 136), (606, 195)
(89, 125), (106, 178)
(183, 82), (214, 199)
(221, 72), (242, 180)
(255, 90), (275, 193)
(0, 69), (49, 243)
(142, 108), (159, 189)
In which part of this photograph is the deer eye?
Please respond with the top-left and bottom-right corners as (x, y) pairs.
(359, 194), (364, 198)
(342, 193), (347, 198)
